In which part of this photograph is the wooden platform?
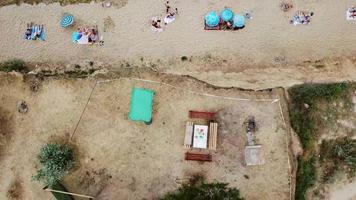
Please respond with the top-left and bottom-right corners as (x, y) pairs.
(185, 152), (212, 162)
(189, 110), (216, 120)
(208, 122), (218, 151)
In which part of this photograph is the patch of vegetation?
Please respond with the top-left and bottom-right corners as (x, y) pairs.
(0, 59), (28, 73)
(295, 157), (316, 200)
(160, 182), (244, 200)
(288, 82), (349, 149)
(64, 69), (95, 77)
(7, 179), (23, 200)
(288, 82), (352, 200)
(33, 143), (74, 187)
(320, 138), (356, 181)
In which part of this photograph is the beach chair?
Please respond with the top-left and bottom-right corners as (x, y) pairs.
(208, 122), (218, 151)
(184, 121), (194, 148)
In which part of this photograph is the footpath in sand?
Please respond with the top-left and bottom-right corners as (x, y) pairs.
(1, 0), (356, 89)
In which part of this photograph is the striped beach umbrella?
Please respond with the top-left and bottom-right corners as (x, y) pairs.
(221, 8), (234, 22)
(233, 14), (245, 28)
(60, 14), (74, 28)
(205, 11), (220, 27)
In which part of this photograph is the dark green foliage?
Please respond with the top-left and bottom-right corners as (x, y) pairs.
(160, 182), (243, 200)
(50, 182), (75, 200)
(295, 157), (316, 200)
(0, 59), (28, 73)
(288, 82), (348, 106)
(320, 138), (356, 179)
(289, 108), (314, 149)
(288, 82), (350, 149)
(33, 143), (74, 187)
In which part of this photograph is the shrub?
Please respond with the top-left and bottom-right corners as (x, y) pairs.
(288, 82), (348, 106)
(0, 59), (28, 73)
(295, 157), (316, 200)
(33, 143), (74, 187)
(288, 82), (350, 150)
(160, 182), (243, 200)
(320, 138), (356, 177)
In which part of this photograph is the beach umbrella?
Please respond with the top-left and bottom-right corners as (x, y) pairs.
(205, 11), (220, 27)
(233, 14), (245, 28)
(221, 8), (234, 22)
(60, 14), (74, 28)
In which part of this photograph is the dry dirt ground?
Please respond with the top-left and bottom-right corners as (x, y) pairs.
(0, 72), (291, 200)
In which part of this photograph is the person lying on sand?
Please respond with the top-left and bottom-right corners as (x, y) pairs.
(280, 2), (293, 12)
(152, 19), (162, 28)
(226, 21), (233, 29)
(89, 26), (99, 44)
(290, 11), (313, 25)
(35, 25), (44, 40)
(24, 23), (32, 40)
(348, 6), (356, 17)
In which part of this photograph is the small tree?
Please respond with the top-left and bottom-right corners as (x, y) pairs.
(160, 182), (244, 200)
(33, 143), (74, 187)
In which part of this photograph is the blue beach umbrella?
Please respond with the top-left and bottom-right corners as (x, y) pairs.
(221, 8), (234, 22)
(60, 14), (74, 28)
(205, 11), (220, 27)
(233, 14), (245, 28)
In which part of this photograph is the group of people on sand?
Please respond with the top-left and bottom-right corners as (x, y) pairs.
(347, 6), (356, 20)
(151, 1), (178, 32)
(290, 10), (314, 25)
(24, 23), (45, 41)
(73, 26), (102, 45)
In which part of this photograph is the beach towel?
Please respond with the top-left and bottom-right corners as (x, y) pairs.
(31, 25), (37, 40)
(164, 16), (175, 24)
(39, 27), (46, 41)
(77, 34), (89, 44)
(346, 10), (356, 21)
(72, 31), (81, 43)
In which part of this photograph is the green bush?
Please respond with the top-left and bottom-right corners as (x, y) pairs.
(289, 108), (315, 149)
(0, 59), (28, 73)
(320, 138), (356, 176)
(33, 143), (74, 187)
(295, 157), (316, 200)
(288, 82), (350, 150)
(160, 182), (243, 200)
(288, 82), (348, 106)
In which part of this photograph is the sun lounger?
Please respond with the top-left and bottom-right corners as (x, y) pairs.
(184, 121), (194, 148)
(208, 122), (218, 151)
(185, 152), (212, 162)
(189, 110), (216, 120)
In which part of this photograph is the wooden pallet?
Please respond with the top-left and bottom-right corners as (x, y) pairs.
(189, 110), (216, 120)
(185, 152), (212, 162)
(184, 121), (194, 148)
(208, 122), (218, 151)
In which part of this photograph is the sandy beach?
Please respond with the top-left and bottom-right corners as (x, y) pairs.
(0, 0), (356, 88)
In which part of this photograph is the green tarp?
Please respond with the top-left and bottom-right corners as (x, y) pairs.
(129, 87), (155, 123)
